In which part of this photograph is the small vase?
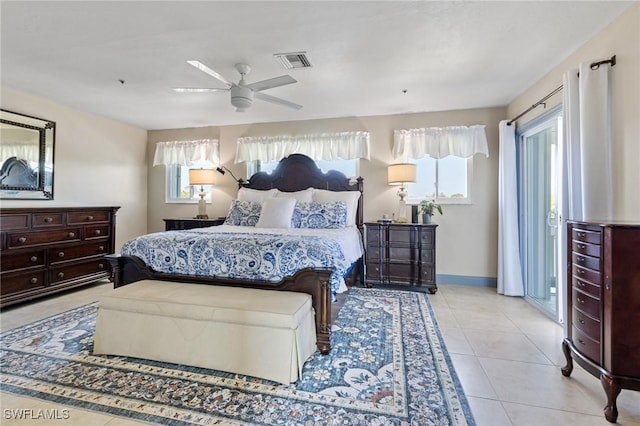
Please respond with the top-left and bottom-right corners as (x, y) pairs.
(422, 213), (432, 224)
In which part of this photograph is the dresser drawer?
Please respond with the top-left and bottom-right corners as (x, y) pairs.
(0, 249), (46, 272)
(572, 307), (601, 342)
(366, 227), (382, 244)
(572, 241), (601, 258)
(573, 288), (601, 320)
(572, 264), (602, 285)
(420, 248), (434, 263)
(7, 228), (82, 248)
(32, 212), (64, 228)
(389, 246), (417, 261)
(572, 253), (600, 271)
(0, 214), (29, 231)
(572, 327), (601, 364)
(67, 210), (111, 225)
(420, 263), (435, 283)
(0, 270), (47, 296)
(572, 228), (601, 245)
(50, 241), (110, 264)
(85, 224), (110, 239)
(365, 262), (384, 281)
(388, 227), (413, 244)
(388, 262), (417, 283)
(366, 246), (381, 261)
(49, 258), (109, 284)
(572, 276), (600, 298)
(419, 228), (435, 247)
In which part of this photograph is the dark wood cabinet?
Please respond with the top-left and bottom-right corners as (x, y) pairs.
(163, 217), (225, 231)
(562, 221), (640, 423)
(0, 207), (119, 308)
(365, 222), (437, 293)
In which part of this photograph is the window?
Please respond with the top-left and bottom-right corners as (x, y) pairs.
(248, 158), (358, 178)
(405, 156), (473, 204)
(166, 160), (215, 203)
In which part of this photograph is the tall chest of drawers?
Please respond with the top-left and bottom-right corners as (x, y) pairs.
(365, 222), (437, 294)
(562, 221), (640, 423)
(0, 207), (119, 307)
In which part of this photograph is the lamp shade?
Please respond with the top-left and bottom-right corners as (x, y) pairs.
(387, 163), (417, 185)
(188, 169), (216, 185)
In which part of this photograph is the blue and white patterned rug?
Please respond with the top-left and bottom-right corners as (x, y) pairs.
(0, 288), (475, 425)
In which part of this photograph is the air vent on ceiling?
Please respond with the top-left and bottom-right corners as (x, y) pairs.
(274, 52), (312, 69)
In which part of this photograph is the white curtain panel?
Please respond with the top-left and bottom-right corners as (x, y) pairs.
(153, 139), (220, 166)
(497, 121), (524, 296)
(0, 142), (50, 164)
(392, 125), (489, 160)
(235, 131), (370, 163)
(563, 62), (612, 221)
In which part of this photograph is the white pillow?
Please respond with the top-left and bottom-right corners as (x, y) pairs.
(256, 197), (297, 228)
(313, 189), (361, 227)
(275, 187), (314, 202)
(237, 187), (278, 202)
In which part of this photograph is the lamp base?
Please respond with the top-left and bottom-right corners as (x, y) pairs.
(195, 214), (209, 219)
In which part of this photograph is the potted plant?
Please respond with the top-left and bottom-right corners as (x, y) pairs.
(419, 198), (443, 224)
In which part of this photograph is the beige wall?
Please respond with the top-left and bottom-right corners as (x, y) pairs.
(0, 87), (148, 250)
(148, 106), (505, 280)
(508, 3), (639, 220)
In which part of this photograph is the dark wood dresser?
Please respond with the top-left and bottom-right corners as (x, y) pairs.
(163, 217), (225, 231)
(365, 222), (437, 293)
(561, 220), (640, 423)
(0, 207), (119, 308)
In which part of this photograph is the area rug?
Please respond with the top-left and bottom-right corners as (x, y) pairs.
(0, 288), (475, 425)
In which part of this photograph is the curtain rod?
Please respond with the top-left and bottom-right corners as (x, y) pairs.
(507, 55), (616, 126)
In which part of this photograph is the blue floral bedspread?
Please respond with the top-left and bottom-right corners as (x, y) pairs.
(121, 230), (349, 294)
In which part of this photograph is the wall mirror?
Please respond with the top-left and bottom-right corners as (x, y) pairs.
(0, 109), (56, 199)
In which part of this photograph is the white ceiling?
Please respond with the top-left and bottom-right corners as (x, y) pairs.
(1, 1), (633, 130)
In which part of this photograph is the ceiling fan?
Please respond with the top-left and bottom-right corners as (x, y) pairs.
(173, 61), (302, 112)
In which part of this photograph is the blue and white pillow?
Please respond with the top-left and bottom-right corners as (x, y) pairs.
(292, 201), (347, 229)
(224, 200), (262, 226)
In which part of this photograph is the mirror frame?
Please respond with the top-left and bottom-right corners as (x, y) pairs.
(0, 109), (56, 200)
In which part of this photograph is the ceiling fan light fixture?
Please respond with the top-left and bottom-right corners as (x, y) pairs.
(230, 85), (254, 111)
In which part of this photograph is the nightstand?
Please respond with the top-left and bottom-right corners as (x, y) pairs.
(365, 222), (438, 294)
(163, 217), (225, 231)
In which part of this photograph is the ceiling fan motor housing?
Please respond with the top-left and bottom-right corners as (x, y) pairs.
(230, 85), (253, 111)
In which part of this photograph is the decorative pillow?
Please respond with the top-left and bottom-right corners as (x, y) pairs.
(224, 200), (262, 226)
(292, 201), (347, 229)
(255, 197), (297, 228)
(312, 189), (361, 227)
(275, 187), (314, 203)
(237, 187), (278, 202)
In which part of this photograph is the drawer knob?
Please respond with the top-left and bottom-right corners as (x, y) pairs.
(94, 229), (101, 236)
(87, 215), (94, 221)
(578, 318), (585, 324)
(578, 338), (585, 345)
(29, 277), (38, 284)
(18, 236), (27, 243)
(44, 217), (53, 223)
(578, 243), (585, 249)
(577, 232), (585, 237)
(98, 263), (105, 269)
(98, 246), (105, 252)
(576, 281), (584, 287)
(57, 272), (65, 278)
(577, 256), (585, 263)
(68, 232), (75, 238)
(578, 269), (584, 274)
(58, 251), (65, 258)
(30, 256), (38, 262)
(577, 298), (584, 304)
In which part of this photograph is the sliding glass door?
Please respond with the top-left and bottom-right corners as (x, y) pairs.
(518, 109), (562, 319)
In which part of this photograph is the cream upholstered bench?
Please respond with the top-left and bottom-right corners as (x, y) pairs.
(93, 280), (317, 384)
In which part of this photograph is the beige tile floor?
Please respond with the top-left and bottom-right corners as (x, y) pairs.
(1, 282), (639, 425)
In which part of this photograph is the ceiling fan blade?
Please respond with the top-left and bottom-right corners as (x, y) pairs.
(254, 92), (302, 110)
(186, 60), (232, 86)
(173, 87), (229, 93)
(246, 75), (296, 92)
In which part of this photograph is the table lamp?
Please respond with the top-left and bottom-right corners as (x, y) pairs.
(387, 163), (416, 222)
(189, 169), (216, 219)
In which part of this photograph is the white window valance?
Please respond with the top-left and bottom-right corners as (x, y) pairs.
(235, 131), (370, 163)
(153, 139), (219, 166)
(393, 125), (489, 160)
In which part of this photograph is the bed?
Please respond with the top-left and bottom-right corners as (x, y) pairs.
(106, 153), (364, 354)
